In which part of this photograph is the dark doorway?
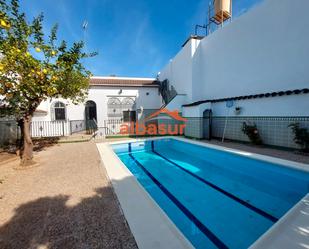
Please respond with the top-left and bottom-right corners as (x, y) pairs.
(85, 101), (97, 133)
(123, 110), (136, 122)
(85, 101), (97, 121)
(203, 109), (212, 140)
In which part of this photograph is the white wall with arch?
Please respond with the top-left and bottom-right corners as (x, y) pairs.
(32, 86), (162, 127)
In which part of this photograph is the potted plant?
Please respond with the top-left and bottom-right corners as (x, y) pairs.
(234, 107), (242, 115)
(242, 122), (263, 145)
(288, 123), (309, 153)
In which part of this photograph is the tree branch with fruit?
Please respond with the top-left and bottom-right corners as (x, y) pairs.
(0, 0), (97, 166)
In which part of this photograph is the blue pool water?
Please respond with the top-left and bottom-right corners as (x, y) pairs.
(112, 138), (309, 249)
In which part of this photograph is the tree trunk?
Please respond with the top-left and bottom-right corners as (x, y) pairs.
(17, 118), (24, 158)
(20, 115), (35, 166)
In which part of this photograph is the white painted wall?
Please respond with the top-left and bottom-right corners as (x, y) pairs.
(88, 86), (161, 127)
(182, 94), (309, 117)
(33, 98), (80, 122)
(160, 0), (309, 117)
(158, 38), (201, 103)
(182, 103), (211, 118)
(194, 0), (309, 101)
(211, 94), (309, 117)
(165, 94), (188, 112)
(32, 86), (162, 127)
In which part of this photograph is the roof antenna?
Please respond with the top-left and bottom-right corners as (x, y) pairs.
(82, 20), (88, 52)
(82, 20), (88, 30)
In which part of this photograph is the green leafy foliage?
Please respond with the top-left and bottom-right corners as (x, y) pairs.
(289, 123), (309, 152)
(0, 0), (97, 119)
(242, 122), (263, 145)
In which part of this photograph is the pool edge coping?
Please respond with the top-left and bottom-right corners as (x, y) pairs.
(249, 193), (309, 249)
(106, 136), (309, 248)
(109, 136), (309, 172)
(96, 141), (195, 249)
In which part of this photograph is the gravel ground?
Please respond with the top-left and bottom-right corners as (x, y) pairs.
(0, 141), (137, 249)
(0, 153), (16, 164)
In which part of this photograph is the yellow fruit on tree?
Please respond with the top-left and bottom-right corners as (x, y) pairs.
(51, 51), (56, 56)
(35, 47), (41, 52)
(43, 69), (48, 74)
(0, 65), (4, 71)
(0, 20), (10, 29)
(0, 19), (6, 28)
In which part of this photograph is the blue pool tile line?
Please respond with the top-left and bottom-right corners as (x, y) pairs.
(149, 141), (279, 223)
(128, 143), (132, 153)
(128, 152), (229, 249)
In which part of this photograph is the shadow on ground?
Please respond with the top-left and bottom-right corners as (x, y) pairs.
(1, 138), (60, 158)
(0, 186), (137, 249)
(33, 137), (60, 152)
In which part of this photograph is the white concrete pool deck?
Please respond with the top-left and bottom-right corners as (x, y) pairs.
(96, 141), (194, 249)
(250, 193), (309, 249)
(96, 136), (309, 249)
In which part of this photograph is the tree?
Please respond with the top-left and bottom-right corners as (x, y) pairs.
(0, 0), (96, 166)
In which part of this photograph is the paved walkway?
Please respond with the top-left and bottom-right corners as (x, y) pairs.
(0, 141), (137, 249)
(205, 139), (309, 164)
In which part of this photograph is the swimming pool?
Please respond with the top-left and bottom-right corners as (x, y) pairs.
(112, 138), (309, 249)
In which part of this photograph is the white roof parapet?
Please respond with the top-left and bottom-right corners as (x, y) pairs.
(89, 76), (159, 87)
(91, 76), (156, 81)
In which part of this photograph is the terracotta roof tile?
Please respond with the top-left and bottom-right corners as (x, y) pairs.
(90, 77), (158, 87)
(183, 88), (309, 107)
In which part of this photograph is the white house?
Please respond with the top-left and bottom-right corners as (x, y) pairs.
(1, 76), (163, 141)
(26, 0), (309, 147)
(32, 77), (162, 134)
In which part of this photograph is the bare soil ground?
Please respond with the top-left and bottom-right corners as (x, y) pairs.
(0, 138), (59, 165)
(0, 152), (17, 165)
(0, 141), (137, 249)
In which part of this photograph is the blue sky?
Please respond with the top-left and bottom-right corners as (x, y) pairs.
(20, 0), (261, 78)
